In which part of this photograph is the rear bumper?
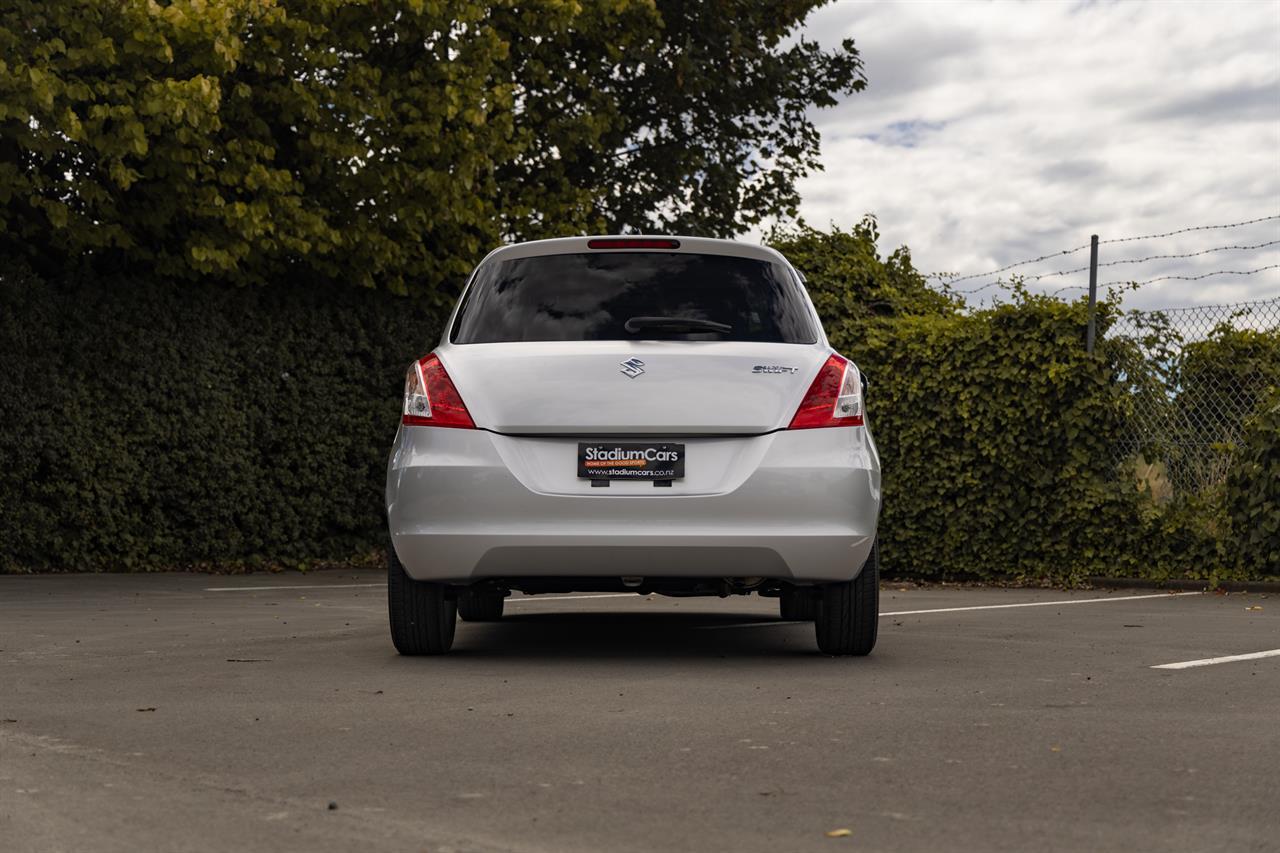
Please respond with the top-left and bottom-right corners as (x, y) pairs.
(386, 426), (880, 584)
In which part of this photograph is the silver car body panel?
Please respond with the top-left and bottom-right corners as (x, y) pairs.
(386, 236), (881, 585)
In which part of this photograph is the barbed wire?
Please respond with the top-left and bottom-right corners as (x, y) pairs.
(1097, 214), (1280, 246)
(927, 244), (1093, 285)
(1104, 263), (1280, 288)
(954, 279), (1019, 296)
(1024, 240), (1280, 283)
(1051, 264), (1280, 296)
(928, 213), (1280, 291)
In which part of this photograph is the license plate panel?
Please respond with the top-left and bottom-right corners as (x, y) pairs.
(577, 442), (685, 480)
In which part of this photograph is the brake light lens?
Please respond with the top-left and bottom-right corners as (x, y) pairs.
(587, 238), (681, 250)
(788, 354), (864, 429)
(402, 354), (475, 429)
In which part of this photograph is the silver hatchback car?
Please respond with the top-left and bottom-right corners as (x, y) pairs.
(386, 237), (881, 655)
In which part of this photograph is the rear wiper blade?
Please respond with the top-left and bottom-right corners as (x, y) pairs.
(624, 316), (733, 334)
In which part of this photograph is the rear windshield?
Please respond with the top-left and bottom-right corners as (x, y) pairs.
(450, 252), (818, 344)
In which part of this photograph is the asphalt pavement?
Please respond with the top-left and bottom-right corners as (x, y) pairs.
(2, 574), (1277, 853)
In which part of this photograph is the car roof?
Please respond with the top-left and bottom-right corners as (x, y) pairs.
(477, 236), (790, 266)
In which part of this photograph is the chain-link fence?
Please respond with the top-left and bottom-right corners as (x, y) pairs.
(1107, 297), (1280, 498)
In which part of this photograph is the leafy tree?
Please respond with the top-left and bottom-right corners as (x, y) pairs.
(767, 218), (960, 360)
(493, 1), (866, 238)
(0, 0), (864, 295)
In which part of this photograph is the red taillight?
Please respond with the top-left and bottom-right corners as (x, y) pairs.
(587, 238), (681, 250)
(402, 354), (475, 429)
(788, 354), (865, 429)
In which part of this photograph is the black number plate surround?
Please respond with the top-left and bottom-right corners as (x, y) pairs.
(577, 442), (686, 480)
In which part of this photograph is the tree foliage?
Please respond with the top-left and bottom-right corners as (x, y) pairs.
(0, 0), (864, 294)
(496, 1), (867, 238)
(768, 218), (959, 324)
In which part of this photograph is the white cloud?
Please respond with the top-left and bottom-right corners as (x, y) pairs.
(773, 0), (1280, 312)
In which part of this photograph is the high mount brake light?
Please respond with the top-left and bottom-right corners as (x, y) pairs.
(788, 354), (865, 429)
(402, 354), (475, 429)
(587, 238), (681, 250)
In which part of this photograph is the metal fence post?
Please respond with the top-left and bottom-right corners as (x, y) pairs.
(1086, 234), (1099, 354)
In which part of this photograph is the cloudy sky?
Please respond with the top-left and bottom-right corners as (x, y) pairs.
(777, 0), (1280, 312)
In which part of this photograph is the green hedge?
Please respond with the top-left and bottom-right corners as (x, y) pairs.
(0, 272), (440, 571)
(2, 263), (1275, 578)
(775, 223), (1277, 581)
(830, 298), (1277, 581)
(838, 297), (1149, 580)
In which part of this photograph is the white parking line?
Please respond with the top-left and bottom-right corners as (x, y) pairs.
(205, 583), (386, 592)
(882, 591), (1202, 616)
(204, 587), (1201, 616)
(1151, 649), (1280, 670)
(698, 591), (1203, 629)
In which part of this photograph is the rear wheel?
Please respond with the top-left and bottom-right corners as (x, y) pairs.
(458, 588), (505, 622)
(780, 588), (818, 621)
(814, 542), (879, 656)
(387, 546), (456, 655)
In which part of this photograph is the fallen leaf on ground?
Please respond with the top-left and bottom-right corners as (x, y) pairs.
(826, 828), (852, 838)
(1050, 745), (1062, 752)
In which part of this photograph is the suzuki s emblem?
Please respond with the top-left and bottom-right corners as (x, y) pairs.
(619, 358), (646, 378)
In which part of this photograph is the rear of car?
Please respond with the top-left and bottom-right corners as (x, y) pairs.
(386, 236), (881, 655)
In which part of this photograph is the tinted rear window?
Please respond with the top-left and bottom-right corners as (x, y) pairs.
(451, 252), (817, 344)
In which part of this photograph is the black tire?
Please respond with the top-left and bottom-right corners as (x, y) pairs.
(780, 588), (818, 621)
(457, 588), (505, 622)
(387, 546), (456, 655)
(814, 542), (879, 656)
